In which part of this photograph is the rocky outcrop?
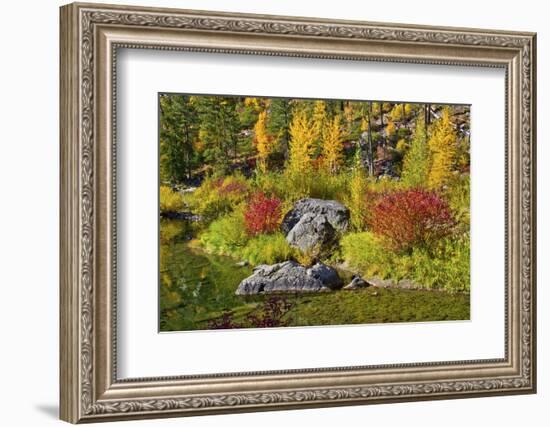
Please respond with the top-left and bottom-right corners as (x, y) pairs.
(281, 199), (350, 254)
(235, 261), (343, 295)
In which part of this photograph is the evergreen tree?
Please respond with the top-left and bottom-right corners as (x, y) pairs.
(159, 94), (199, 183)
(428, 107), (457, 189)
(401, 116), (430, 188)
(267, 98), (292, 156)
(322, 115), (344, 174)
(196, 96), (240, 174)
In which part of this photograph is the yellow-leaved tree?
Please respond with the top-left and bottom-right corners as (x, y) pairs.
(428, 107), (457, 189)
(322, 116), (344, 174)
(386, 119), (396, 140)
(254, 111), (273, 173)
(287, 108), (317, 175)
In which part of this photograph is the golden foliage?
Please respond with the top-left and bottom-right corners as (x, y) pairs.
(360, 117), (370, 132)
(254, 111), (274, 172)
(396, 138), (408, 155)
(287, 108), (317, 175)
(321, 115), (344, 174)
(159, 186), (185, 213)
(386, 119), (396, 138)
(428, 107), (458, 189)
(343, 102), (354, 132)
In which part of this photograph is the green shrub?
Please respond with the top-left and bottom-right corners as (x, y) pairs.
(445, 174), (470, 228)
(254, 170), (350, 205)
(409, 235), (470, 291)
(201, 216), (295, 266)
(340, 232), (396, 278)
(253, 171), (289, 200)
(159, 185), (185, 213)
(308, 171), (350, 203)
(397, 127), (411, 140)
(344, 170), (371, 231)
(200, 209), (249, 256)
(340, 231), (470, 291)
(241, 233), (295, 265)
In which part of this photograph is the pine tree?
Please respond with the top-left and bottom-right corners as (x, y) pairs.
(322, 115), (344, 174)
(287, 108), (317, 175)
(159, 94), (199, 183)
(254, 110), (273, 173)
(196, 96), (240, 174)
(401, 116), (430, 188)
(267, 98), (292, 156)
(427, 107), (457, 189)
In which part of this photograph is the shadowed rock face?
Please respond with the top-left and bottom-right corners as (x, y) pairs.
(281, 199), (350, 254)
(235, 261), (343, 295)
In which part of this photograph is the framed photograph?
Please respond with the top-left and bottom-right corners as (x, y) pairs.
(60, 2), (536, 423)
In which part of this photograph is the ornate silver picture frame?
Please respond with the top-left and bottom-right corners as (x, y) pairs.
(60, 2), (536, 423)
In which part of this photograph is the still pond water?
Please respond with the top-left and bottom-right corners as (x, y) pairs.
(159, 219), (470, 332)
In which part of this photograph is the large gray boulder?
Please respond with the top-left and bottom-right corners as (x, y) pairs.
(281, 199), (350, 254)
(285, 213), (335, 254)
(281, 198), (350, 235)
(235, 261), (343, 295)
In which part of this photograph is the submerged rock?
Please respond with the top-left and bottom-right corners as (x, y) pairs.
(364, 277), (394, 288)
(235, 261), (343, 295)
(363, 277), (423, 290)
(343, 275), (370, 290)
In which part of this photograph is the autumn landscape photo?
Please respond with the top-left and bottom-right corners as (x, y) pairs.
(158, 94), (471, 332)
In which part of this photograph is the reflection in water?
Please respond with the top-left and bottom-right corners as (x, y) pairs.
(160, 219), (254, 331)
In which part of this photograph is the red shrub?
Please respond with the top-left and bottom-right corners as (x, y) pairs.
(370, 189), (455, 251)
(244, 192), (282, 236)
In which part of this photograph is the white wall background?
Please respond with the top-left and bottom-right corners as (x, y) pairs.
(0, 0), (545, 426)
